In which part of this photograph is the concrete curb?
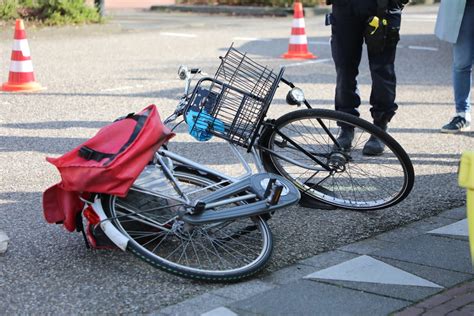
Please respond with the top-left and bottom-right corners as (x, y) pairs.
(150, 5), (331, 17)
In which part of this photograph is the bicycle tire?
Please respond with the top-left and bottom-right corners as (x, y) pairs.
(259, 109), (414, 211)
(101, 166), (273, 282)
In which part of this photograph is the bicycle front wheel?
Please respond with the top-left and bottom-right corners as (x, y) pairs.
(102, 167), (273, 282)
(259, 109), (414, 211)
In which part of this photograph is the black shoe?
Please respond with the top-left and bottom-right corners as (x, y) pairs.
(335, 127), (354, 152)
(362, 135), (385, 156)
(363, 120), (387, 156)
(441, 116), (471, 133)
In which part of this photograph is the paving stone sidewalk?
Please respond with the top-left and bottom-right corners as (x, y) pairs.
(396, 280), (474, 316)
(154, 206), (474, 316)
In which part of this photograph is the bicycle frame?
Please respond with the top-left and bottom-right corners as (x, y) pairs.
(151, 143), (266, 208)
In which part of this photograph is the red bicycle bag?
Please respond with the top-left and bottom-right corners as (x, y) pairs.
(43, 104), (174, 231)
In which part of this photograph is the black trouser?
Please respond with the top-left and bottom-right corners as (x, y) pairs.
(330, 2), (401, 123)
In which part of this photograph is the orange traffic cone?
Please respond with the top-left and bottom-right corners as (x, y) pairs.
(2, 19), (44, 92)
(282, 0), (317, 59)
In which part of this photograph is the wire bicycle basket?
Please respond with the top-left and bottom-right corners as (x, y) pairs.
(185, 45), (285, 149)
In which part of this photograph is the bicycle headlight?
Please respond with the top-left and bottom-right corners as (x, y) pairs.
(286, 87), (305, 106)
(178, 65), (188, 80)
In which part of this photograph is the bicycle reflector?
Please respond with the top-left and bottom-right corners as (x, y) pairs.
(83, 206), (100, 226)
(286, 87), (305, 106)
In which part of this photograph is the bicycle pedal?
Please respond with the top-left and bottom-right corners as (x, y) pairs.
(263, 178), (277, 198)
(268, 185), (283, 206)
(191, 201), (206, 215)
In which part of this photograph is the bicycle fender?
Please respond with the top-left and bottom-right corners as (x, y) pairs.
(91, 197), (129, 251)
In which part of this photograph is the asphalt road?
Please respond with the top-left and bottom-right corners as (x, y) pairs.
(0, 4), (472, 313)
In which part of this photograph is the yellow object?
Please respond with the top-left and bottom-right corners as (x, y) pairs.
(369, 16), (380, 35)
(368, 17), (387, 35)
(459, 151), (474, 265)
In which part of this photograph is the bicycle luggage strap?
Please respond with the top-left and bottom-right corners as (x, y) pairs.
(78, 146), (114, 162)
(78, 111), (149, 164)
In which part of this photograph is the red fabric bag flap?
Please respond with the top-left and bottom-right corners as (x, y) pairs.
(46, 105), (174, 197)
(43, 184), (83, 232)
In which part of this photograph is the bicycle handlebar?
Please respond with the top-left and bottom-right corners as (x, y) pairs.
(280, 77), (294, 88)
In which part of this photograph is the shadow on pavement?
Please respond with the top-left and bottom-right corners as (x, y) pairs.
(0, 136), (88, 154)
(0, 121), (108, 130)
(4, 88), (184, 100)
(0, 131), (466, 167)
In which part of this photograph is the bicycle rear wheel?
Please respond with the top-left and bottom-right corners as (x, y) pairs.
(259, 109), (414, 211)
(102, 167), (273, 282)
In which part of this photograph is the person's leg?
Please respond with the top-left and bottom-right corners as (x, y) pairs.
(367, 11), (400, 125)
(454, 2), (473, 118)
(364, 11), (401, 155)
(368, 46), (398, 124)
(331, 4), (365, 118)
(331, 4), (365, 151)
(441, 2), (474, 133)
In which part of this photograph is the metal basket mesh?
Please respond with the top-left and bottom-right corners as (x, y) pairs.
(187, 46), (280, 148)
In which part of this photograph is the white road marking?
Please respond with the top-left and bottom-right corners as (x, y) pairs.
(233, 36), (271, 42)
(101, 85), (134, 92)
(160, 32), (197, 38)
(0, 230), (9, 254)
(428, 219), (468, 237)
(408, 45), (439, 52)
(307, 42), (437, 52)
(282, 58), (332, 68)
(101, 80), (181, 93)
(404, 19), (437, 23)
(201, 307), (238, 316)
(308, 41), (331, 46)
(403, 14), (437, 23)
(305, 255), (443, 288)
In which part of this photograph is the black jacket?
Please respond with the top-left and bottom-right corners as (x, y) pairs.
(326, 0), (408, 10)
